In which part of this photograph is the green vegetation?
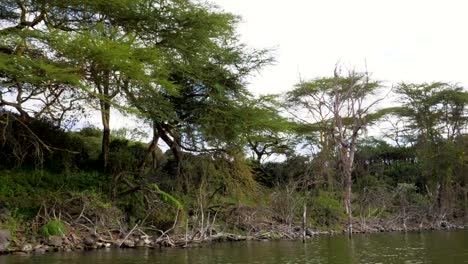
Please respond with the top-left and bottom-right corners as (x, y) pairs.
(41, 220), (67, 238)
(0, 0), (466, 241)
(309, 191), (344, 229)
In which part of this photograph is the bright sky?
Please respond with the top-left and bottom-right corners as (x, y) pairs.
(213, 0), (468, 95)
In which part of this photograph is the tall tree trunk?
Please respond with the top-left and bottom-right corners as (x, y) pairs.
(433, 182), (441, 215)
(434, 173), (450, 225)
(95, 69), (113, 172)
(100, 99), (111, 171)
(343, 160), (353, 235)
(155, 123), (185, 191)
(138, 123), (160, 176)
(339, 140), (356, 236)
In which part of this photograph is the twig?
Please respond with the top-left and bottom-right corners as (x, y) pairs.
(119, 223), (139, 247)
(185, 219), (189, 247)
(107, 229), (114, 241)
(156, 209), (180, 242)
(81, 214), (95, 226)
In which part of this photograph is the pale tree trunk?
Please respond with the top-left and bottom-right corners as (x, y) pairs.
(302, 201), (307, 243)
(343, 161), (353, 234)
(334, 108), (356, 235)
(335, 116), (358, 235)
(340, 145), (356, 236)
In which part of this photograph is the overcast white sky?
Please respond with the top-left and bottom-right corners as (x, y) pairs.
(213, 0), (468, 95)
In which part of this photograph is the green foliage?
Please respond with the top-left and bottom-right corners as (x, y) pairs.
(392, 82), (467, 144)
(354, 138), (421, 187)
(261, 155), (310, 187)
(237, 95), (297, 163)
(310, 191), (345, 228)
(151, 184), (183, 209)
(0, 217), (18, 240)
(78, 126), (102, 138)
(1, 0), (467, 235)
(0, 169), (109, 223)
(108, 138), (147, 173)
(392, 183), (431, 215)
(40, 220), (67, 238)
(174, 152), (259, 200)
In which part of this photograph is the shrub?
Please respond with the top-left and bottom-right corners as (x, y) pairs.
(270, 181), (302, 224)
(40, 219), (67, 237)
(310, 191), (344, 228)
(0, 217), (19, 240)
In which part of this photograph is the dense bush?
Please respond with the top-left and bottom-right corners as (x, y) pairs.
(309, 191), (344, 228)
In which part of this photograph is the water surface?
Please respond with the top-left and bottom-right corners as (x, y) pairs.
(2, 229), (467, 263)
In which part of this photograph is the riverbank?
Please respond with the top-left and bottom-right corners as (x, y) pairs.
(1, 168), (466, 257)
(5, 229), (468, 264)
(1, 219), (465, 256)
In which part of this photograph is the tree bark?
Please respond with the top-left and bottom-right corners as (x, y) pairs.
(343, 159), (353, 235)
(138, 124), (160, 176)
(100, 99), (111, 171)
(155, 123), (184, 192)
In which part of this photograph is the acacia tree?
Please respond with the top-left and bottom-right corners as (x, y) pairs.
(287, 78), (337, 190)
(115, 2), (272, 192)
(56, 23), (166, 170)
(392, 82), (468, 223)
(0, 0), (92, 165)
(237, 95), (295, 164)
(51, 0), (211, 170)
(3, 0), (262, 171)
(0, 1), (83, 125)
(1, 0), (143, 169)
(289, 69), (384, 233)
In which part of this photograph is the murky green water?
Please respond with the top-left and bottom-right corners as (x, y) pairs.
(1, 229), (467, 263)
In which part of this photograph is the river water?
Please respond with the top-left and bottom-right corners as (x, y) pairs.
(1, 229), (467, 263)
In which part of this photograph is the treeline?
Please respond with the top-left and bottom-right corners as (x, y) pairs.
(0, 0), (467, 237)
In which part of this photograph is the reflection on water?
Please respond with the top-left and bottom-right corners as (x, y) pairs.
(1, 229), (467, 264)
